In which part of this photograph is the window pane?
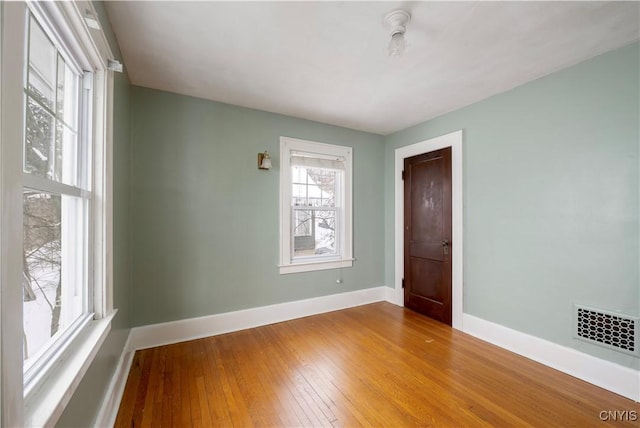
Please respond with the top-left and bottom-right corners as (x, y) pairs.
(56, 123), (78, 186)
(291, 166), (338, 209)
(308, 168), (336, 193)
(293, 210), (312, 237)
(292, 184), (307, 206)
(23, 191), (86, 362)
(56, 55), (79, 130)
(25, 98), (78, 185)
(314, 210), (336, 255)
(25, 96), (55, 178)
(292, 165), (307, 183)
(293, 209), (337, 257)
(28, 17), (56, 109)
(25, 26), (81, 185)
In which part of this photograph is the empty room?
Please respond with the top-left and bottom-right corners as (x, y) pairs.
(1, 1), (639, 427)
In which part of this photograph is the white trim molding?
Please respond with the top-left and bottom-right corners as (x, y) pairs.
(1, 3), (27, 425)
(23, 312), (114, 427)
(463, 314), (640, 402)
(383, 286), (396, 304)
(129, 287), (389, 351)
(394, 130), (464, 330)
(94, 333), (134, 428)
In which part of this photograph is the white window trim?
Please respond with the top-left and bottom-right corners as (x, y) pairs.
(1, 2), (26, 425)
(1, 1), (116, 426)
(279, 136), (353, 274)
(23, 311), (115, 427)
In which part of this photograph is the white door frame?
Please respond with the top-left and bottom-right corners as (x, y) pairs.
(394, 130), (464, 330)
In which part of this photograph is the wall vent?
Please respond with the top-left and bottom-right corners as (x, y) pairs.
(574, 305), (639, 357)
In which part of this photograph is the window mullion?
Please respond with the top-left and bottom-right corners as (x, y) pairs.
(23, 90), (56, 117)
(23, 174), (84, 198)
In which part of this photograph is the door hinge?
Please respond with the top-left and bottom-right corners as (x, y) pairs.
(402, 278), (405, 288)
(401, 170), (405, 180)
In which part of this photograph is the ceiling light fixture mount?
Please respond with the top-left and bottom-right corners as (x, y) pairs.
(384, 9), (411, 57)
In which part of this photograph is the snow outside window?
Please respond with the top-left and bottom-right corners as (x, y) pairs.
(279, 137), (353, 274)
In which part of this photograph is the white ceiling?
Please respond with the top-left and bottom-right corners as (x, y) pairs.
(105, 1), (639, 136)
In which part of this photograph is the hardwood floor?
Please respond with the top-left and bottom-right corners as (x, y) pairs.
(115, 302), (639, 427)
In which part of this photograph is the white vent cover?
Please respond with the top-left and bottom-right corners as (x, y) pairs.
(574, 305), (639, 357)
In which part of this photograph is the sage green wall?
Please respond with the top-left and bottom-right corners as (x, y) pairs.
(384, 42), (640, 368)
(130, 87), (385, 326)
(57, 2), (132, 426)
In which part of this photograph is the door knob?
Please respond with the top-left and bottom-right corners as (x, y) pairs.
(442, 240), (449, 255)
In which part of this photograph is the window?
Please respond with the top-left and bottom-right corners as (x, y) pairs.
(5, 2), (116, 424)
(22, 13), (91, 373)
(279, 137), (353, 274)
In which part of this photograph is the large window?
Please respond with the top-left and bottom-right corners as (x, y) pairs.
(1, 2), (117, 425)
(22, 13), (91, 372)
(280, 137), (353, 274)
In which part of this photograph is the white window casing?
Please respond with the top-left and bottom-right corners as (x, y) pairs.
(1, 3), (28, 425)
(279, 137), (353, 274)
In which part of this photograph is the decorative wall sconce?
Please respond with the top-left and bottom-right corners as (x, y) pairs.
(258, 151), (272, 170)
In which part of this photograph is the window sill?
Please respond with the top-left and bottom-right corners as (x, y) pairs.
(23, 310), (116, 427)
(279, 258), (354, 274)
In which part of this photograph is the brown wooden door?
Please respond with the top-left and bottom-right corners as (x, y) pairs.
(404, 147), (452, 325)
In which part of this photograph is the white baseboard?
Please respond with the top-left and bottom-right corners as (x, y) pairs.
(93, 333), (134, 428)
(129, 286), (389, 351)
(463, 313), (640, 402)
(383, 285), (397, 304)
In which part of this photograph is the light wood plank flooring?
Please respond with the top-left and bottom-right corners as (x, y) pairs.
(115, 302), (639, 427)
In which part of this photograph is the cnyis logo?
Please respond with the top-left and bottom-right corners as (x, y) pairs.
(599, 410), (638, 422)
